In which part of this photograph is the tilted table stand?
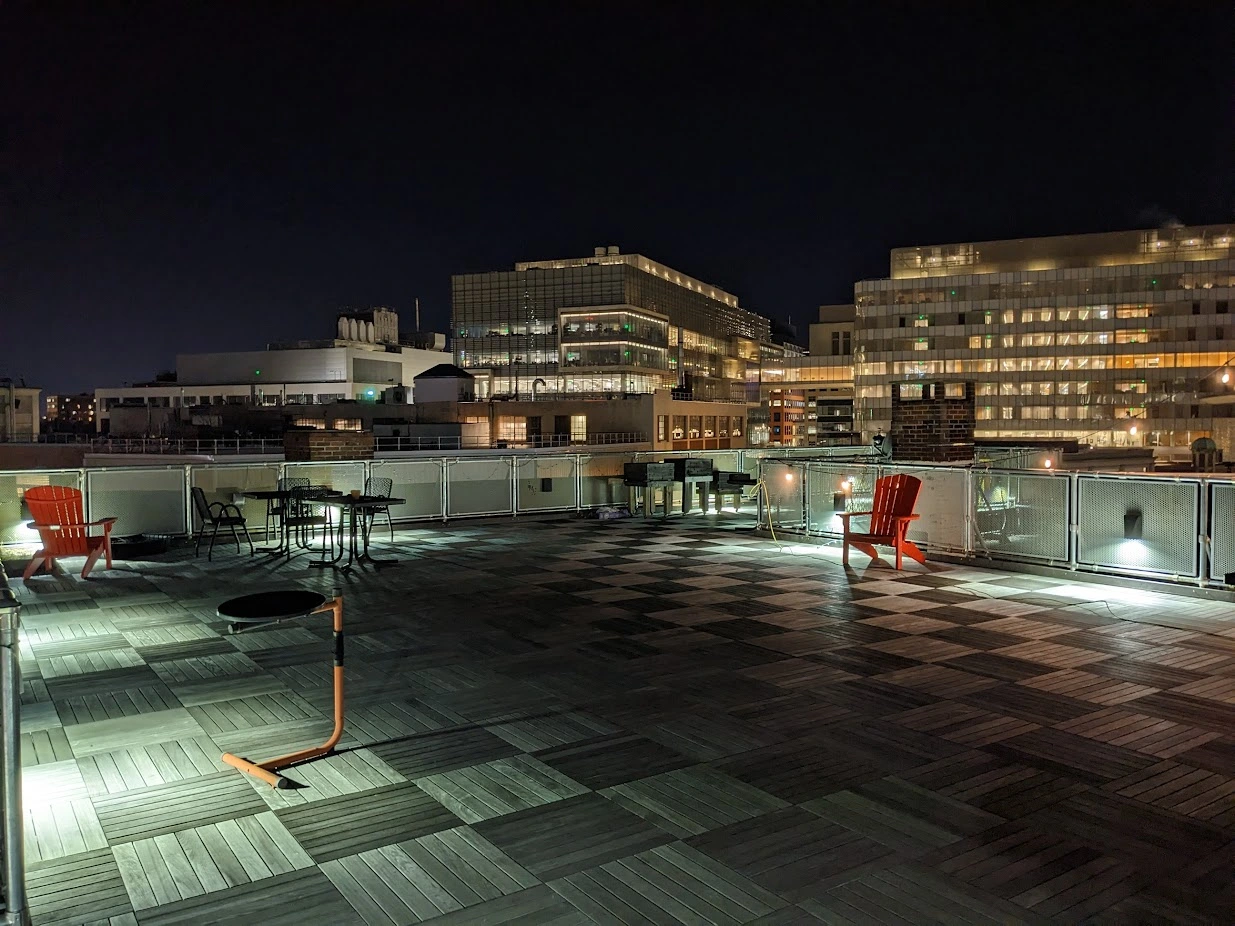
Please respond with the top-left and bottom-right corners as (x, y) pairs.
(216, 589), (345, 789)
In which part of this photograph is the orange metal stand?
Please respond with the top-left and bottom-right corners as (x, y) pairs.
(222, 596), (345, 789)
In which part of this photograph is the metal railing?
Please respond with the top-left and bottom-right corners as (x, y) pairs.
(0, 561), (23, 925)
(12, 433), (653, 455)
(759, 456), (1235, 588)
(5, 448), (1230, 589)
(2, 449), (811, 547)
(376, 432), (648, 452)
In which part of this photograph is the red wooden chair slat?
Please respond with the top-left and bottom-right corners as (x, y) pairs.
(839, 474), (926, 570)
(22, 486), (117, 580)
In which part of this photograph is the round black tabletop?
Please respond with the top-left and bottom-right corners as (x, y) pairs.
(218, 590), (328, 623)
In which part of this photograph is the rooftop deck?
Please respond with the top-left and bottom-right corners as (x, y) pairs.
(6, 513), (1235, 924)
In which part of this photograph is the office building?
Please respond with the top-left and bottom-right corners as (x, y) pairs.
(45, 393), (95, 430)
(0, 380), (41, 442)
(96, 308), (447, 433)
(853, 225), (1235, 447)
(452, 246), (772, 401)
(749, 305), (855, 446)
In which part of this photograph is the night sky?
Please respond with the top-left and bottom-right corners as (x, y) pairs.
(4, 3), (1233, 393)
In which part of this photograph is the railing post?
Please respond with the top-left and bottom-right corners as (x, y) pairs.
(0, 567), (26, 926)
(441, 459), (451, 522)
(184, 465), (194, 538)
(1068, 472), (1080, 570)
(510, 456), (519, 518)
(1198, 478), (1210, 586)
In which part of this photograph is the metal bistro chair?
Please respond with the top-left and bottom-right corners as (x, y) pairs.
(266, 476), (309, 539)
(284, 484), (334, 556)
(191, 487), (254, 560)
(363, 475), (394, 543)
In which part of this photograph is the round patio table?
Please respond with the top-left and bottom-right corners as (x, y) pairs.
(215, 589), (345, 788)
(217, 589), (327, 632)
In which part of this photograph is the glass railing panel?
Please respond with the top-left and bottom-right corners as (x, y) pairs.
(369, 460), (444, 521)
(0, 470), (81, 545)
(84, 468), (187, 537)
(973, 470), (1070, 563)
(1076, 475), (1200, 578)
(516, 456), (578, 512)
(579, 453), (635, 508)
(188, 463), (280, 535)
(446, 458), (513, 517)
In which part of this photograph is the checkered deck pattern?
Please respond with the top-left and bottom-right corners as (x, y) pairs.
(6, 513), (1235, 924)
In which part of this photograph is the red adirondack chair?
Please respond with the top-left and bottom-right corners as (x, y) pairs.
(22, 486), (116, 580)
(838, 474), (926, 570)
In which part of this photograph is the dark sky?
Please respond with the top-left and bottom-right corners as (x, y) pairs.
(4, 3), (1234, 393)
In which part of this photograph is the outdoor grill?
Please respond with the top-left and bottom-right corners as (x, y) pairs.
(623, 462), (676, 517)
(673, 458), (715, 513)
(710, 470), (754, 511)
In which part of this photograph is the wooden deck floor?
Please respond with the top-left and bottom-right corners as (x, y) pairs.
(6, 513), (1235, 924)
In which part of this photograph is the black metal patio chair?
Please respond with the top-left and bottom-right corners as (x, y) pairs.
(363, 475), (395, 542)
(191, 486), (254, 560)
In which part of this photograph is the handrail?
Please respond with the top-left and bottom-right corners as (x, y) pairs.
(0, 560), (24, 925)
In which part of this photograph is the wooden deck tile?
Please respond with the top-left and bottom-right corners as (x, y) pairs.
(77, 738), (228, 796)
(63, 708), (208, 758)
(603, 765), (788, 837)
(370, 726), (520, 779)
(473, 793), (671, 881)
(93, 771), (266, 844)
(411, 883), (590, 925)
(113, 813), (312, 910)
(549, 842), (785, 925)
(136, 867), (355, 925)
(54, 684), (183, 726)
(536, 732), (693, 790)
(415, 754), (588, 824)
(321, 826), (537, 924)
(687, 806), (896, 901)
(801, 864), (1049, 925)
(275, 781), (460, 863)
(26, 848), (133, 926)
(486, 710), (619, 752)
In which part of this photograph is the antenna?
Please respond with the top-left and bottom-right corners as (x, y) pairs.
(414, 298), (420, 332)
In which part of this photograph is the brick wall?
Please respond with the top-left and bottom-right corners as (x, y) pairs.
(283, 429), (375, 462)
(890, 382), (975, 462)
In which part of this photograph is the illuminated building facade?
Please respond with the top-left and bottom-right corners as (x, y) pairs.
(854, 225), (1235, 447)
(451, 246), (772, 401)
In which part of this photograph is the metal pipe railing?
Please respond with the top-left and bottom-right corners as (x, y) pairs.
(0, 562), (25, 925)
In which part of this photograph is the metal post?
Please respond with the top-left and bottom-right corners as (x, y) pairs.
(0, 567), (27, 926)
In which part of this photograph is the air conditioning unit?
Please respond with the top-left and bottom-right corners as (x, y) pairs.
(381, 387), (409, 404)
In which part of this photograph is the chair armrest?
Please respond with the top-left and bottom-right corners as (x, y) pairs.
(26, 518), (115, 531)
(836, 510), (873, 521)
(220, 503), (245, 518)
(893, 514), (921, 522)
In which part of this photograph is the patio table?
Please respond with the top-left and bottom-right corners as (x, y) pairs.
(245, 487), (340, 557)
(217, 589), (345, 788)
(309, 493), (405, 571)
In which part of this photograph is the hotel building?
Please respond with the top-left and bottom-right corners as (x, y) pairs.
(853, 225), (1235, 447)
(451, 246), (772, 401)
